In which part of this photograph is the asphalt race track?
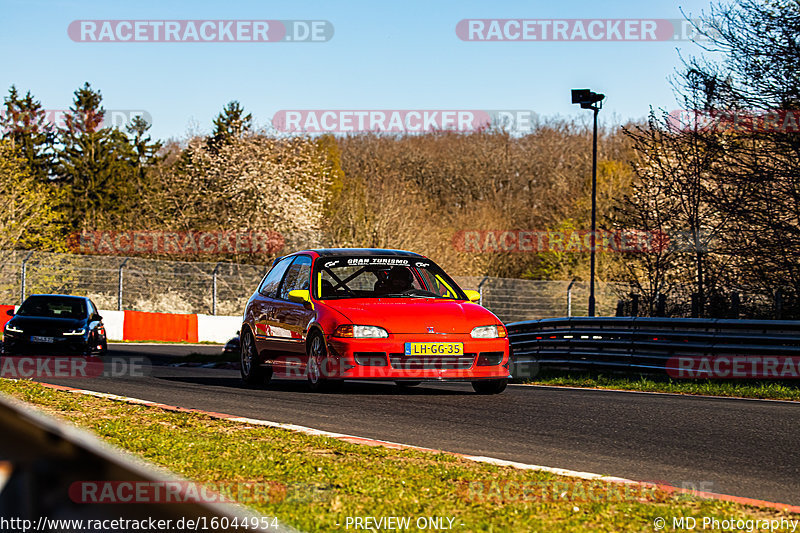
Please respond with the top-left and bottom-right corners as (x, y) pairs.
(22, 343), (800, 506)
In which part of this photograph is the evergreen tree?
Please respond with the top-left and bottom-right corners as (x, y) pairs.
(209, 101), (252, 149)
(56, 82), (137, 227)
(0, 86), (55, 181)
(126, 115), (162, 186)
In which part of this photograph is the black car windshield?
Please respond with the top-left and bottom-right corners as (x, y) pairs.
(313, 256), (467, 300)
(17, 296), (86, 319)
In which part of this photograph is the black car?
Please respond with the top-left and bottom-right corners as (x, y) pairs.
(3, 294), (108, 356)
(222, 332), (240, 356)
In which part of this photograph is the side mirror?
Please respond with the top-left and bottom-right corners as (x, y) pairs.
(6, 309), (14, 316)
(463, 290), (481, 303)
(288, 289), (311, 304)
(92, 313), (103, 321)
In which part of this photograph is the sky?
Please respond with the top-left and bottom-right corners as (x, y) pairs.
(1, 0), (721, 141)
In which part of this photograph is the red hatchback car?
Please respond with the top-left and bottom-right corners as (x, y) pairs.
(240, 249), (510, 394)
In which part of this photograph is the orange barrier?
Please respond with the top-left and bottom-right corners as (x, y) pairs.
(0, 305), (14, 331)
(122, 310), (199, 343)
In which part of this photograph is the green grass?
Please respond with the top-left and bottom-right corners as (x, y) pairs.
(524, 371), (800, 401)
(1, 379), (797, 532)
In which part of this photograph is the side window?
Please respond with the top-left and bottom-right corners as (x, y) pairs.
(416, 269), (457, 298)
(279, 255), (313, 300)
(258, 257), (292, 298)
(87, 300), (98, 317)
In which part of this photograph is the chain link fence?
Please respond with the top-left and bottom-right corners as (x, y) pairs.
(0, 251), (267, 317)
(0, 251), (623, 321)
(454, 276), (622, 322)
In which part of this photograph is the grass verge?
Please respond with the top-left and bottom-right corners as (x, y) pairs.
(1, 378), (797, 532)
(523, 370), (800, 401)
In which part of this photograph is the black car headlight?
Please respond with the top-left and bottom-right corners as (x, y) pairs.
(4, 324), (23, 334)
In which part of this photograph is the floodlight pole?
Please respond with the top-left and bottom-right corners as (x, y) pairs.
(589, 105), (599, 317)
(571, 88), (604, 317)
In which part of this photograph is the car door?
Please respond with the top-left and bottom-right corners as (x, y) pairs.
(272, 255), (315, 372)
(251, 257), (293, 366)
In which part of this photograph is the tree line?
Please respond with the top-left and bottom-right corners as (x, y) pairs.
(1, 0), (797, 318)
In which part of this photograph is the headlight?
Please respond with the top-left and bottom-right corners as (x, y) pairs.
(333, 325), (389, 338)
(470, 325), (507, 339)
(4, 324), (23, 334)
(63, 328), (86, 336)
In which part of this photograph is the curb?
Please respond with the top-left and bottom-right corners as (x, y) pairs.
(34, 382), (800, 515)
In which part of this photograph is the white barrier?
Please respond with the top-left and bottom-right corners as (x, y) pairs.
(5, 305), (240, 344)
(197, 314), (241, 344)
(98, 310), (125, 341)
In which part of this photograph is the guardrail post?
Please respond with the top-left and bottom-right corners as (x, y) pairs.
(656, 293), (667, 317)
(20, 250), (34, 304)
(212, 263), (221, 315)
(567, 278), (578, 317)
(730, 292), (740, 319)
(478, 276), (489, 306)
(118, 258), (130, 311)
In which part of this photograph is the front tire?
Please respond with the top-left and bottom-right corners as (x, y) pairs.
(472, 379), (507, 395)
(306, 333), (341, 393)
(240, 329), (271, 387)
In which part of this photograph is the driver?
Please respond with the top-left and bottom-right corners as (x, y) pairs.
(376, 266), (415, 295)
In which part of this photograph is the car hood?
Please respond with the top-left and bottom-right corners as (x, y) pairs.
(325, 298), (500, 334)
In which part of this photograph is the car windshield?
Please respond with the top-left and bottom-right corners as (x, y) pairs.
(313, 256), (466, 300)
(17, 296), (86, 319)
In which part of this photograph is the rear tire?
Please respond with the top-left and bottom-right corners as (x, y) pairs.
(471, 379), (507, 395)
(240, 329), (272, 387)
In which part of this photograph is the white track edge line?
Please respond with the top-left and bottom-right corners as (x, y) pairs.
(54, 386), (641, 485)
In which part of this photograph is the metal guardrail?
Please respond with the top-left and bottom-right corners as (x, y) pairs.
(506, 317), (800, 378)
(0, 393), (294, 531)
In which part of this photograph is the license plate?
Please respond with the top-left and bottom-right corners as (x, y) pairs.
(404, 342), (463, 356)
(31, 336), (54, 343)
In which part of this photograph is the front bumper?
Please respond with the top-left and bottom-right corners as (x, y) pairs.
(322, 333), (510, 381)
(2, 334), (93, 355)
